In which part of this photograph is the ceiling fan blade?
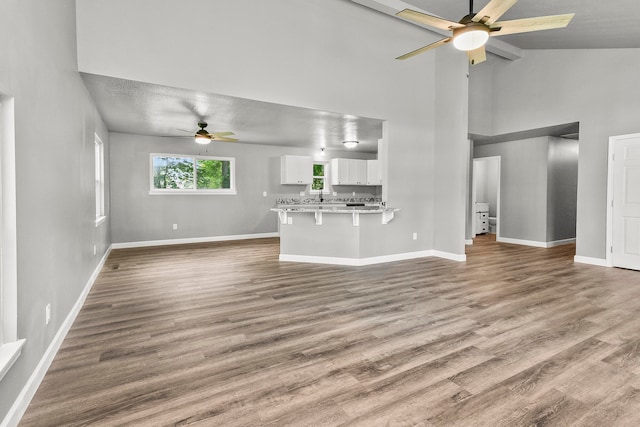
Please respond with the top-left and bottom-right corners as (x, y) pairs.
(396, 37), (452, 60)
(472, 0), (519, 25)
(396, 9), (464, 31)
(467, 46), (487, 65)
(207, 131), (235, 137)
(211, 136), (238, 142)
(176, 128), (194, 134)
(490, 14), (575, 36)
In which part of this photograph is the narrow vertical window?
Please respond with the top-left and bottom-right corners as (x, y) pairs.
(0, 94), (25, 382)
(311, 162), (328, 194)
(94, 135), (105, 225)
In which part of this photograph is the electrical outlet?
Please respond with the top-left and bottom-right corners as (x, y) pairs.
(287, 217), (293, 225)
(333, 191), (337, 197)
(263, 191), (267, 197)
(93, 245), (97, 256)
(172, 224), (178, 230)
(45, 303), (51, 325)
(413, 232), (418, 240)
(299, 191), (305, 196)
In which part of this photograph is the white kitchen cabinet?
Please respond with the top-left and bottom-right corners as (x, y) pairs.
(330, 158), (349, 185)
(281, 155), (312, 185)
(351, 159), (367, 185)
(366, 159), (382, 186)
(330, 158), (367, 185)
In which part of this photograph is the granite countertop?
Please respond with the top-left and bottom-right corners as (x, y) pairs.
(271, 204), (398, 214)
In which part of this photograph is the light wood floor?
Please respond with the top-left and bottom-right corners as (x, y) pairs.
(20, 235), (640, 426)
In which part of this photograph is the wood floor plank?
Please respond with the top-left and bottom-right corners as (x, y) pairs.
(19, 235), (640, 426)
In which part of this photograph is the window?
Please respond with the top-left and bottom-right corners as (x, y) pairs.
(0, 94), (24, 383)
(311, 162), (329, 194)
(94, 135), (105, 225)
(150, 153), (236, 194)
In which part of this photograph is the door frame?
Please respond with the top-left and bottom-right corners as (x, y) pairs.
(606, 132), (640, 267)
(472, 156), (501, 240)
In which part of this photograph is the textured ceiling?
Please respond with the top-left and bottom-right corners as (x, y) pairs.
(82, 1), (639, 150)
(82, 73), (383, 153)
(402, 0), (640, 49)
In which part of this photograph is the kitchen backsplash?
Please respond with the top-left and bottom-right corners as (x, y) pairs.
(276, 196), (382, 205)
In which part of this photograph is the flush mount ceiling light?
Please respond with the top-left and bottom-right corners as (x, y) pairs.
(343, 140), (359, 149)
(395, 0), (574, 65)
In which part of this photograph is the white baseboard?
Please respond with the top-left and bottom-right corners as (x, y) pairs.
(574, 255), (608, 267)
(280, 249), (465, 266)
(1, 247), (112, 427)
(431, 250), (467, 262)
(111, 232), (279, 249)
(497, 236), (576, 248)
(546, 238), (577, 247)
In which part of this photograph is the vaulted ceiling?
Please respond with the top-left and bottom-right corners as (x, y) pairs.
(82, 0), (640, 150)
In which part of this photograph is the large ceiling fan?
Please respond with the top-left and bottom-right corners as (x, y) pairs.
(178, 122), (238, 144)
(396, 0), (575, 65)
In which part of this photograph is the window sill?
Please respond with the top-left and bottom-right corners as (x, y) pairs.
(0, 339), (26, 382)
(95, 216), (107, 227)
(148, 190), (237, 196)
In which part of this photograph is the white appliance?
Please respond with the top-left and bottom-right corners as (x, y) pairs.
(475, 202), (489, 234)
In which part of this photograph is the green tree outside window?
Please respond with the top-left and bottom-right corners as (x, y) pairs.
(151, 154), (235, 193)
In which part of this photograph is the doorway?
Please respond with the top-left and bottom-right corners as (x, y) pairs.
(607, 133), (640, 271)
(472, 156), (501, 239)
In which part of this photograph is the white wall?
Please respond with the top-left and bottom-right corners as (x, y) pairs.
(475, 136), (578, 244)
(475, 157), (499, 218)
(433, 48), (469, 255)
(547, 137), (579, 242)
(468, 60), (494, 137)
(475, 137), (549, 242)
(110, 133), (378, 243)
(474, 49), (640, 259)
(77, 0), (471, 257)
(0, 0), (110, 423)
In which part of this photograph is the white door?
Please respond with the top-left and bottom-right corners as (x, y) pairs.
(612, 135), (640, 270)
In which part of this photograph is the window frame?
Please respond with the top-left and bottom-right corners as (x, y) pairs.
(149, 153), (237, 195)
(0, 95), (24, 383)
(94, 135), (106, 226)
(310, 161), (330, 195)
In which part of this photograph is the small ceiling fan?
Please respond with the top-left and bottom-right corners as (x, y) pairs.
(396, 0), (575, 65)
(177, 122), (238, 144)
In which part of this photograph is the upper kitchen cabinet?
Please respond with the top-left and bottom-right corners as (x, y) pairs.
(366, 159), (382, 186)
(281, 155), (312, 185)
(330, 158), (368, 186)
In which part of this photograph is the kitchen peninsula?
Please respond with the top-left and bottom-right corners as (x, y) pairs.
(271, 199), (400, 265)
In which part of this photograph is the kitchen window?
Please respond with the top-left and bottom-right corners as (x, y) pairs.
(311, 162), (329, 194)
(150, 153), (236, 195)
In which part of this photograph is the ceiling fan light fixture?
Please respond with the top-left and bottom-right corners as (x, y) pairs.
(452, 25), (490, 51)
(194, 132), (211, 145)
(343, 140), (359, 149)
